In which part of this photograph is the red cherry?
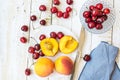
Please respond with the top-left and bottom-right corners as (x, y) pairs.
(88, 22), (96, 29)
(21, 25), (28, 32)
(20, 37), (27, 43)
(96, 3), (103, 10)
(63, 12), (69, 18)
(66, 6), (72, 12)
(66, 0), (73, 5)
(34, 44), (40, 51)
(28, 46), (35, 54)
(96, 17), (104, 23)
(39, 5), (46, 11)
(98, 11), (103, 17)
(92, 16), (97, 21)
(25, 68), (31, 76)
(51, 7), (58, 13)
(89, 5), (95, 10)
(92, 9), (99, 16)
(102, 15), (108, 21)
(32, 52), (40, 59)
(39, 51), (45, 56)
(57, 32), (64, 39)
(85, 17), (92, 23)
(30, 15), (37, 21)
(83, 54), (91, 61)
(53, 0), (60, 5)
(40, 19), (46, 25)
(83, 11), (91, 18)
(96, 23), (103, 30)
(103, 8), (110, 14)
(50, 32), (57, 38)
(57, 11), (63, 18)
(39, 34), (46, 40)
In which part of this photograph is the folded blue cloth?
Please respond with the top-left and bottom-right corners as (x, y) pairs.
(78, 41), (120, 80)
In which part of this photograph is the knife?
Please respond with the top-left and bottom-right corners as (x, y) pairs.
(70, 27), (85, 80)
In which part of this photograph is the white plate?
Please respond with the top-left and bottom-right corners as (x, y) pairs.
(80, 0), (115, 34)
(29, 25), (78, 80)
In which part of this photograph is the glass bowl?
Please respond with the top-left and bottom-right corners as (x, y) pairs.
(80, 0), (115, 34)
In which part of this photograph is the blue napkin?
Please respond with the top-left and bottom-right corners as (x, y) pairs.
(78, 41), (120, 80)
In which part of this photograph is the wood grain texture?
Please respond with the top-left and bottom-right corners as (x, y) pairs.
(0, 0), (120, 80)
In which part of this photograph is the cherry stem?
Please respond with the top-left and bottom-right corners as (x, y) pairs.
(32, 22), (35, 30)
(29, 62), (36, 68)
(30, 37), (38, 43)
(73, 8), (77, 16)
(39, 11), (42, 19)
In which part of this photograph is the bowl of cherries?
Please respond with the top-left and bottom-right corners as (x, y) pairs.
(80, 0), (115, 34)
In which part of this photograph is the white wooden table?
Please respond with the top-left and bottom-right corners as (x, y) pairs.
(0, 0), (120, 80)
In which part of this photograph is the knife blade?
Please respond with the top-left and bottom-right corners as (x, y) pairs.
(70, 27), (85, 80)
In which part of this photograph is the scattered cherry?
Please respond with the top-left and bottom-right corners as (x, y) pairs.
(32, 52), (40, 59)
(53, 0), (60, 5)
(34, 44), (40, 51)
(50, 32), (57, 38)
(20, 37), (27, 43)
(103, 8), (110, 14)
(96, 23), (103, 30)
(57, 11), (63, 18)
(21, 25), (28, 32)
(39, 34), (46, 40)
(51, 7), (58, 13)
(28, 46), (35, 54)
(40, 19), (46, 25)
(96, 3), (103, 10)
(83, 11), (91, 18)
(57, 32), (64, 39)
(63, 12), (69, 18)
(66, 6), (72, 12)
(30, 15), (37, 21)
(88, 22), (96, 29)
(39, 51), (45, 56)
(66, 0), (73, 5)
(39, 5), (46, 11)
(25, 68), (31, 76)
(83, 54), (91, 61)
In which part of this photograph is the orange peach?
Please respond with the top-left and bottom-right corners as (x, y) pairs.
(55, 56), (74, 75)
(34, 58), (54, 77)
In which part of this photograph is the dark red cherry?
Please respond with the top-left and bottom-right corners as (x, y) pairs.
(83, 54), (91, 61)
(96, 17), (104, 23)
(39, 34), (46, 40)
(88, 21), (96, 29)
(102, 15), (108, 21)
(50, 32), (57, 38)
(20, 37), (27, 43)
(89, 5), (95, 10)
(92, 9), (99, 16)
(95, 23), (103, 30)
(39, 51), (45, 56)
(85, 17), (92, 23)
(21, 25), (28, 32)
(96, 3), (103, 10)
(32, 52), (40, 59)
(39, 5), (46, 11)
(30, 15), (37, 21)
(28, 46), (35, 54)
(57, 32), (64, 39)
(66, 0), (73, 5)
(34, 44), (40, 51)
(53, 0), (60, 5)
(83, 11), (91, 18)
(40, 19), (46, 25)
(25, 68), (31, 76)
